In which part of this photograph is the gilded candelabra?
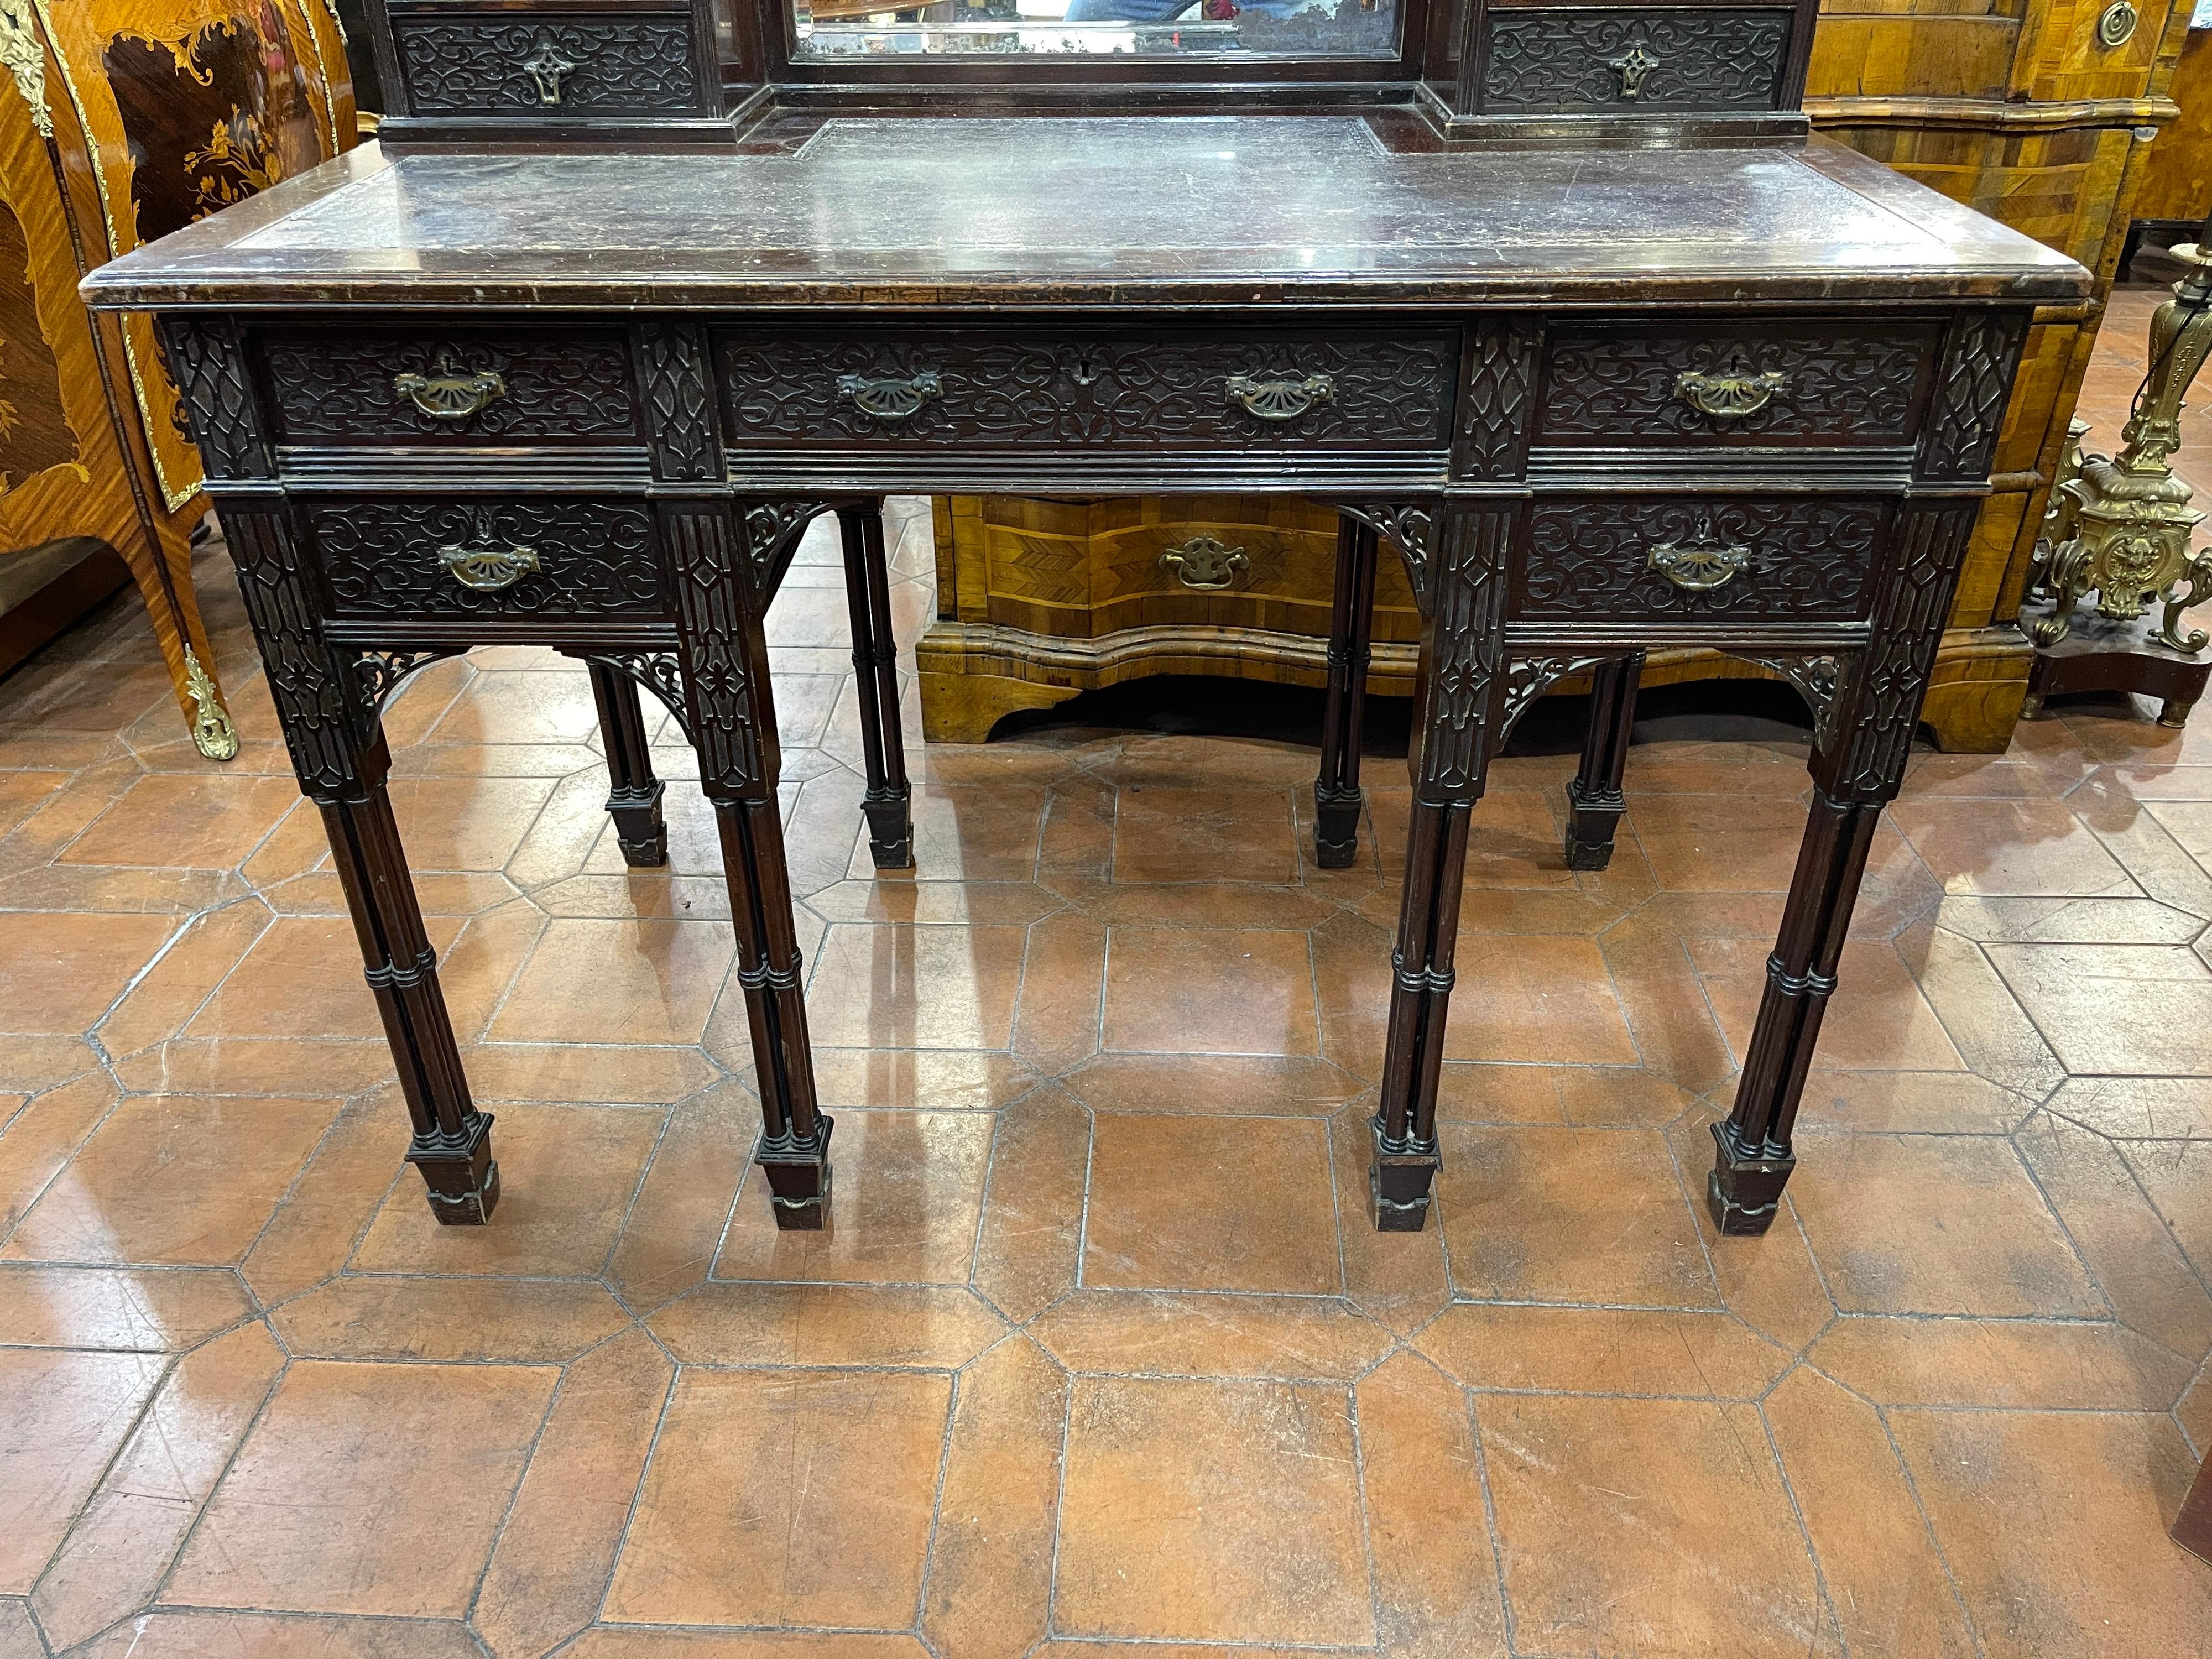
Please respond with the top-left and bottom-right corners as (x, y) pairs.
(2026, 220), (2212, 701)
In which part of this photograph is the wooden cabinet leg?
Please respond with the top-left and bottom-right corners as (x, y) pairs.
(1709, 792), (1881, 1234)
(222, 506), (497, 1225)
(324, 742), (499, 1225)
(714, 792), (832, 1229)
(839, 500), (914, 869)
(1563, 649), (1642, 871)
(1370, 503), (1509, 1230)
(670, 500), (833, 1230)
(1315, 514), (1380, 868)
(1709, 500), (1980, 1235)
(582, 658), (669, 868)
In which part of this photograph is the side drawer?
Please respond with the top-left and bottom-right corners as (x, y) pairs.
(307, 499), (666, 622)
(262, 328), (643, 448)
(1534, 320), (1943, 448)
(714, 330), (1458, 454)
(1478, 7), (1796, 114)
(387, 8), (708, 119)
(1514, 495), (1889, 623)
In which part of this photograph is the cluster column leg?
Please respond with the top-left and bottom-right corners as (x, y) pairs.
(839, 500), (915, 869)
(1314, 514), (1380, 869)
(1563, 649), (1642, 871)
(581, 658), (670, 868)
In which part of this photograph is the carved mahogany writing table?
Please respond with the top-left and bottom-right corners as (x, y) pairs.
(84, 115), (2084, 1237)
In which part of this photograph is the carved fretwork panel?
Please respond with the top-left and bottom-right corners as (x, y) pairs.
(1818, 503), (1978, 802)
(390, 15), (703, 116)
(1479, 9), (1793, 114)
(225, 508), (369, 801)
(311, 500), (662, 619)
(1336, 502), (1438, 614)
(636, 320), (721, 482)
(357, 650), (465, 714)
(589, 652), (692, 740)
(713, 332), (1458, 450)
(1519, 497), (1885, 621)
(666, 504), (774, 801)
(1412, 506), (1512, 807)
(1735, 651), (1848, 750)
(1536, 324), (1941, 446)
(740, 500), (832, 599)
(1919, 310), (2030, 482)
(263, 331), (638, 444)
(161, 316), (269, 479)
(1456, 319), (1540, 482)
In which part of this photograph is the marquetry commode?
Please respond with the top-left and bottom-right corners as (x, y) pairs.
(84, 0), (2085, 1245)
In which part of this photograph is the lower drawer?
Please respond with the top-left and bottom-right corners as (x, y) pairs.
(309, 499), (665, 622)
(1514, 495), (1888, 623)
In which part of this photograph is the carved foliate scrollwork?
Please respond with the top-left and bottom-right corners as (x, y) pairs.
(590, 652), (691, 740)
(1502, 654), (1618, 738)
(265, 333), (634, 442)
(716, 335), (1455, 449)
(1480, 9), (1791, 112)
(312, 500), (659, 618)
(225, 509), (369, 801)
(161, 317), (269, 479)
(740, 500), (831, 599)
(1337, 502), (1436, 613)
(1413, 508), (1512, 806)
(1457, 319), (1538, 482)
(392, 17), (700, 115)
(1735, 651), (1846, 750)
(637, 320), (720, 482)
(357, 650), (465, 714)
(1819, 504), (1977, 802)
(1537, 326), (1935, 444)
(1521, 498), (1883, 620)
(667, 507), (769, 800)
(1920, 311), (2028, 482)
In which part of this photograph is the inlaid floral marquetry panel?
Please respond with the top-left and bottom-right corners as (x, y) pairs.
(32, 0), (352, 507)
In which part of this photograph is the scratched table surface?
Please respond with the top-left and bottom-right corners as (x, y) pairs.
(82, 116), (2086, 311)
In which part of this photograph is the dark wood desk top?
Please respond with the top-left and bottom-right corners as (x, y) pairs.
(83, 117), (2086, 312)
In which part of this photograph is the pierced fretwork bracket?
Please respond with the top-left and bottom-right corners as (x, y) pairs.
(740, 500), (833, 601)
(356, 649), (465, 716)
(1733, 651), (1849, 752)
(1333, 502), (1437, 614)
(1501, 653), (1624, 740)
(584, 651), (692, 743)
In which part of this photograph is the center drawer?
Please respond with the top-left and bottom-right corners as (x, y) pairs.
(1514, 494), (1890, 623)
(307, 498), (666, 622)
(713, 330), (1458, 454)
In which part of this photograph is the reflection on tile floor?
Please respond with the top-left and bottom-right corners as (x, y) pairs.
(5, 444), (2212, 1656)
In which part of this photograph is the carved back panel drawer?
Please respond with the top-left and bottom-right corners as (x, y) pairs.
(307, 497), (666, 622)
(1513, 493), (1890, 622)
(1475, 4), (1802, 116)
(263, 327), (644, 447)
(1532, 319), (1943, 447)
(712, 329), (1460, 455)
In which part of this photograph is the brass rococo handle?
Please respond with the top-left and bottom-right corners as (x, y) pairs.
(1225, 373), (1334, 421)
(1647, 514), (1752, 592)
(393, 350), (507, 421)
(1676, 364), (1788, 419)
(1159, 534), (1248, 590)
(520, 29), (577, 106)
(838, 371), (942, 421)
(437, 509), (541, 592)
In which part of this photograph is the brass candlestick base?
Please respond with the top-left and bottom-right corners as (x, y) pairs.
(2023, 226), (2212, 723)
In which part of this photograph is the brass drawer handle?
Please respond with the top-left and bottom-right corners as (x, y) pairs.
(1609, 40), (1660, 100)
(838, 371), (942, 421)
(1159, 534), (1248, 590)
(439, 510), (541, 591)
(1676, 364), (1788, 419)
(1225, 373), (1334, 421)
(1648, 515), (1752, 592)
(520, 29), (577, 105)
(394, 350), (506, 421)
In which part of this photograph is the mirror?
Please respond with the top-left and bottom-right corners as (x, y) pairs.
(790, 0), (1400, 59)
